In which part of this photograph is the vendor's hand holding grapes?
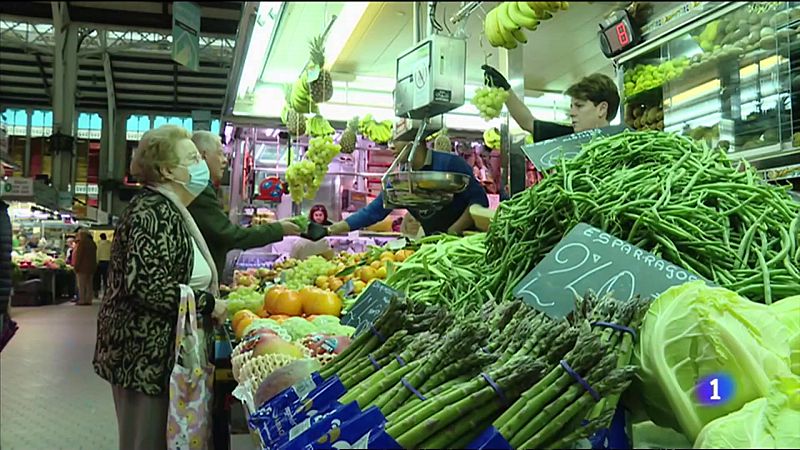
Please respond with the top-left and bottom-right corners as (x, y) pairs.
(482, 65), (511, 91)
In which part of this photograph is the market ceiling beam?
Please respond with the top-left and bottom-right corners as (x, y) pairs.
(34, 54), (52, 101)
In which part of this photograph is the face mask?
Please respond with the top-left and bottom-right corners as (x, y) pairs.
(174, 160), (210, 197)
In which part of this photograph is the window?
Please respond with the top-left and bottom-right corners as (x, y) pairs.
(211, 119), (220, 135)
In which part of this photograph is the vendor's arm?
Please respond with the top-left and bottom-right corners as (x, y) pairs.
(189, 184), (298, 252)
(330, 192), (393, 234)
(506, 90), (534, 134)
(447, 154), (490, 235)
(482, 64), (533, 134)
(447, 207), (476, 236)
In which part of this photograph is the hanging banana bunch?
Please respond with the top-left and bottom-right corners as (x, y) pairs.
(484, 2), (569, 49)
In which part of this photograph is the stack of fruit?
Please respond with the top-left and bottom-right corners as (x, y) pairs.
(623, 58), (689, 99)
(626, 104), (664, 131)
(484, 2), (569, 49)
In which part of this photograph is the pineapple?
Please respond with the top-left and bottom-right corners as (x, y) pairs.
(284, 108), (306, 136)
(281, 86), (306, 136)
(340, 117), (358, 154)
(434, 128), (452, 152)
(308, 34), (334, 103)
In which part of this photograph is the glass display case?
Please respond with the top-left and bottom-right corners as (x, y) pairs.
(618, 2), (800, 175)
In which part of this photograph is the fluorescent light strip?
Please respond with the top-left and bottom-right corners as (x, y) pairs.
(324, 2), (370, 70)
(238, 2), (283, 98)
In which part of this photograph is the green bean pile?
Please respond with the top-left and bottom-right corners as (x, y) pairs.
(386, 233), (487, 315)
(483, 131), (800, 304)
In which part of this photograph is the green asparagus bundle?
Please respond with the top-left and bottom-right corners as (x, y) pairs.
(387, 355), (551, 449)
(371, 316), (489, 415)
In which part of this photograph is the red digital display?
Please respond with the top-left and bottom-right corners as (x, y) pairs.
(616, 22), (630, 46)
(603, 19), (633, 54)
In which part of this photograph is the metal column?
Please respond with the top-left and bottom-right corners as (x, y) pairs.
(23, 108), (32, 177)
(499, 47), (526, 196)
(51, 2), (78, 193)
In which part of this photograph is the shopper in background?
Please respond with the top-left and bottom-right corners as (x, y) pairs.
(94, 125), (226, 450)
(94, 233), (111, 297)
(188, 130), (300, 276)
(328, 140), (489, 236)
(482, 65), (620, 141)
(73, 229), (97, 306)
(309, 204), (333, 226)
(64, 236), (76, 264)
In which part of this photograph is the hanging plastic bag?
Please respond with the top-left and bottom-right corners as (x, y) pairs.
(166, 285), (214, 449)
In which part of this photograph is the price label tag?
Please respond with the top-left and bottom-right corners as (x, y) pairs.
(341, 280), (403, 335)
(338, 280), (355, 298)
(521, 124), (629, 171)
(513, 223), (707, 318)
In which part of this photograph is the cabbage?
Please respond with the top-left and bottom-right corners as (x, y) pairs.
(311, 315), (341, 327)
(770, 296), (800, 375)
(634, 281), (794, 441)
(281, 317), (317, 341)
(694, 376), (800, 448)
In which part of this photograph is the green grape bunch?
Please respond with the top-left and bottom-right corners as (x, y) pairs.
(283, 256), (337, 290)
(471, 86), (509, 121)
(285, 136), (341, 204)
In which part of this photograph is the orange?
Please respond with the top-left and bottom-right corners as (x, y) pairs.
(360, 267), (377, 283)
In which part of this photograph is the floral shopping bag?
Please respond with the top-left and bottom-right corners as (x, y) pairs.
(167, 286), (214, 450)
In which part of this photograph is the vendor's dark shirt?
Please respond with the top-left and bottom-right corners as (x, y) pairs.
(533, 120), (574, 143)
(345, 151), (489, 234)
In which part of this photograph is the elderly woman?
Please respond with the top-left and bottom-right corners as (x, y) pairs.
(93, 125), (226, 450)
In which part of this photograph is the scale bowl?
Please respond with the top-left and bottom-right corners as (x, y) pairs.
(382, 171), (469, 209)
(386, 171), (470, 193)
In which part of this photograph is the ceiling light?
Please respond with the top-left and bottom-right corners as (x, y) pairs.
(238, 2), (283, 98)
(324, 2), (370, 70)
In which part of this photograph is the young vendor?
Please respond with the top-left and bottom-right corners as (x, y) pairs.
(482, 65), (621, 140)
(328, 141), (490, 236)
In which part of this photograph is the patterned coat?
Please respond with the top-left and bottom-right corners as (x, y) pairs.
(93, 188), (214, 396)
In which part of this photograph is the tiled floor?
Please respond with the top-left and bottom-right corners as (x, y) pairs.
(1, 302), (118, 449)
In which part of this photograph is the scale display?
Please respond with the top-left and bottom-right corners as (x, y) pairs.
(599, 10), (639, 57)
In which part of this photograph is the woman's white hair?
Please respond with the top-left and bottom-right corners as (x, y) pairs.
(130, 125), (192, 184)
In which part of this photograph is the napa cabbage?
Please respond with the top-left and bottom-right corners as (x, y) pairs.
(694, 376), (800, 448)
(633, 281), (794, 441)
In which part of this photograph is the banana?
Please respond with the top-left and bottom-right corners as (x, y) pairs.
(529, 2), (550, 19)
(560, 2), (569, 10)
(510, 27), (528, 44)
(495, 4), (519, 49)
(496, 3), (518, 31)
(516, 2), (541, 29)
(508, 2), (538, 30)
(485, 8), (504, 47)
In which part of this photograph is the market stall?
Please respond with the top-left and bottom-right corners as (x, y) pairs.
(213, 1), (799, 449)
(1, 180), (78, 306)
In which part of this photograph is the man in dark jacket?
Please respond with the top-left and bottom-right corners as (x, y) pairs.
(0, 200), (18, 351)
(188, 131), (300, 276)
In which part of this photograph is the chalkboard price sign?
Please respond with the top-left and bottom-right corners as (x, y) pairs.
(521, 124), (630, 171)
(513, 223), (706, 319)
(341, 280), (403, 335)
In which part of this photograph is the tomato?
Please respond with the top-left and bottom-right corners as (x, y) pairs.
(299, 287), (343, 316)
(263, 286), (287, 313)
(266, 288), (303, 319)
